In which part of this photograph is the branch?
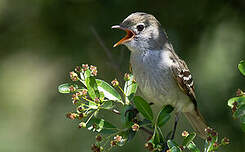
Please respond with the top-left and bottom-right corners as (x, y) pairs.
(90, 26), (124, 75)
(90, 26), (113, 61)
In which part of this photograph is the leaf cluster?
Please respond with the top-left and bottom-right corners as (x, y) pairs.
(58, 64), (230, 152)
(227, 61), (245, 132)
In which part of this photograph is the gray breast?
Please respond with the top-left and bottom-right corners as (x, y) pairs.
(130, 49), (179, 106)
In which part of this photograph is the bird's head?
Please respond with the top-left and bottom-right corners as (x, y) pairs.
(112, 12), (167, 52)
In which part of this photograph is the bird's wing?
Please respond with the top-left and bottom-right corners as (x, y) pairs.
(170, 54), (197, 108)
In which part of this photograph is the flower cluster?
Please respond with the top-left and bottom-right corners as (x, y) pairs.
(69, 71), (79, 81)
(90, 65), (98, 76)
(181, 130), (189, 137)
(111, 79), (119, 87)
(144, 142), (154, 151)
(82, 64), (89, 71)
(236, 88), (245, 96)
(57, 61), (242, 152)
(91, 144), (103, 152)
(205, 127), (230, 150)
(131, 123), (140, 132)
(66, 64), (103, 129)
(110, 135), (125, 147)
(124, 73), (130, 81)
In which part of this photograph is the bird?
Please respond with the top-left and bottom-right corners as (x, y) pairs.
(112, 12), (208, 139)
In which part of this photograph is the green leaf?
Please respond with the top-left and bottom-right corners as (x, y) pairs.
(187, 142), (200, 152)
(182, 132), (196, 147)
(167, 140), (179, 149)
(121, 105), (136, 127)
(99, 91), (105, 101)
(88, 101), (98, 109)
(58, 83), (78, 94)
(238, 60), (245, 76)
(204, 140), (210, 152)
(234, 105), (245, 132)
(85, 74), (100, 100)
(87, 117), (118, 134)
(133, 96), (153, 121)
(228, 96), (245, 108)
(101, 100), (114, 109)
(233, 104), (245, 119)
(96, 79), (123, 104)
(152, 126), (164, 145)
(157, 105), (174, 127)
(169, 146), (181, 152)
(84, 69), (91, 78)
(124, 74), (137, 104)
(80, 74), (123, 103)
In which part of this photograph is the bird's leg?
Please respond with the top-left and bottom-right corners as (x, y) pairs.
(162, 113), (180, 152)
(162, 132), (172, 152)
(171, 112), (180, 140)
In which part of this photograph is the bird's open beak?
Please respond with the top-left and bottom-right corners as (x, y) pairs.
(111, 25), (135, 47)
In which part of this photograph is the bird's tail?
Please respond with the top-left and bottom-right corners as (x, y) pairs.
(183, 109), (208, 139)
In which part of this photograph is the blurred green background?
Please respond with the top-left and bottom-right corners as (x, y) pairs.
(0, 0), (245, 151)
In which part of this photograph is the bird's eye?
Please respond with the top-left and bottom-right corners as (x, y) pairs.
(136, 24), (144, 32)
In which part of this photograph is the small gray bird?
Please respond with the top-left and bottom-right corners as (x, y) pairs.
(112, 12), (208, 139)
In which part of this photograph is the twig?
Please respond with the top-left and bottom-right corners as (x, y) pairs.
(90, 26), (113, 61)
(90, 26), (123, 74)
